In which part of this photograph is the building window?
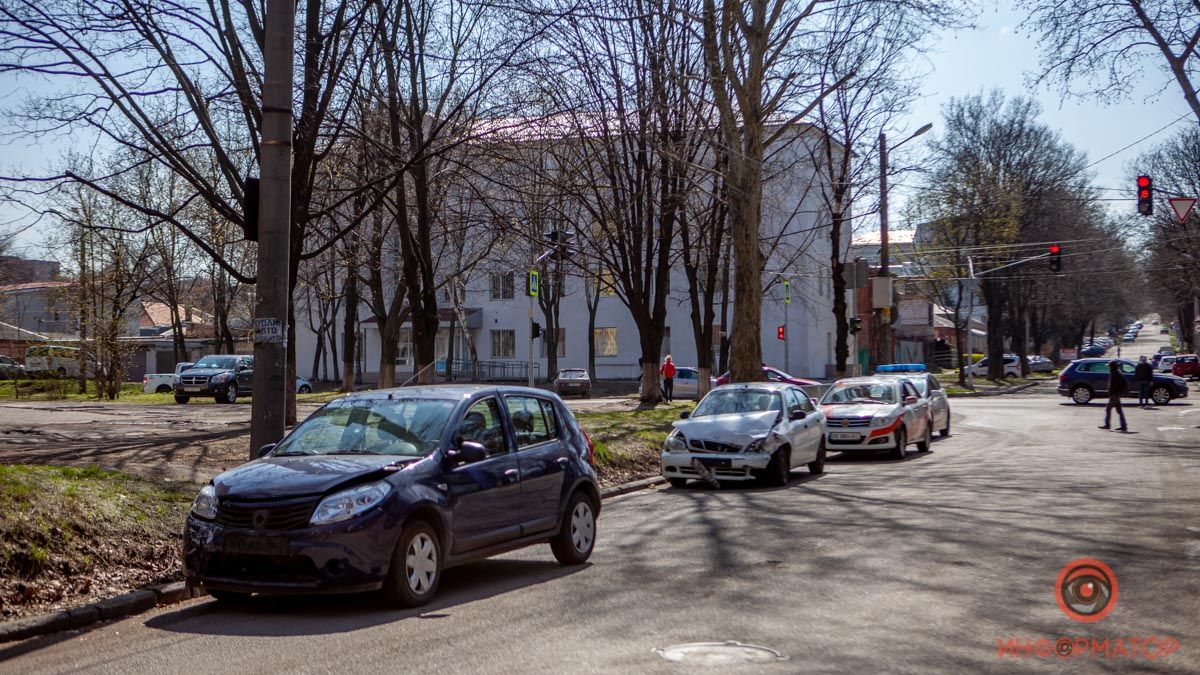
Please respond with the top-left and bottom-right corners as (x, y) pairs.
(594, 327), (618, 357)
(598, 270), (617, 298)
(490, 272), (514, 300)
(491, 329), (515, 358)
(540, 327), (566, 357)
(394, 329), (412, 365)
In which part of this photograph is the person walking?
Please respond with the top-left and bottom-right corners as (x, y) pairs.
(1100, 360), (1128, 431)
(1135, 355), (1154, 407)
(660, 355), (676, 402)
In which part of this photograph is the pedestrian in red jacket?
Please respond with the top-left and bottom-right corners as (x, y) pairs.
(660, 356), (677, 402)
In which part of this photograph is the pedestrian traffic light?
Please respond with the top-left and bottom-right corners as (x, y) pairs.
(1137, 175), (1153, 215)
(1049, 244), (1061, 272)
(849, 317), (862, 334)
(241, 176), (260, 241)
(531, 321), (541, 339)
(777, 325), (785, 341)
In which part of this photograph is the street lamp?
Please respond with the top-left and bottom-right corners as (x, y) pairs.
(874, 122), (932, 367)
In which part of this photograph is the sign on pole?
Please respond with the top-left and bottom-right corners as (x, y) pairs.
(253, 317), (286, 344)
(1168, 197), (1196, 223)
(1059, 347), (1077, 362)
(783, 280), (791, 305)
(528, 270), (539, 297)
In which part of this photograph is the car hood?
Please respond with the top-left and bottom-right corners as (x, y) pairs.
(179, 368), (232, 378)
(821, 403), (896, 418)
(672, 410), (778, 445)
(212, 454), (414, 500)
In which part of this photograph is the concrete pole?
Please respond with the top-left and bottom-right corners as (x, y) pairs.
(965, 257), (975, 390)
(876, 132), (891, 366)
(249, 0), (294, 458)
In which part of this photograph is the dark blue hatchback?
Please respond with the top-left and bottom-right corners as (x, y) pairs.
(1058, 359), (1189, 405)
(183, 385), (600, 607)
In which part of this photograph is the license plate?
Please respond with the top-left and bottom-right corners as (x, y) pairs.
(222, 534), (288, 556)
(830, 432), (862, 441)
(183, 386), (203, 393)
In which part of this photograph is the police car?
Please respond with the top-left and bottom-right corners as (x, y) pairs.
(873, 364), (951, 438)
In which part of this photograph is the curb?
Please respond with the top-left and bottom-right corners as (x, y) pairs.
(948, 381), (1041, 398)
(3, 474), (668, 644)
(0, 582), (207, 644)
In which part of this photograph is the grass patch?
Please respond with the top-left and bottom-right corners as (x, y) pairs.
(574, 403), (691, 486)
(0, 464), (196, 618)
(0, 379), (346, 405)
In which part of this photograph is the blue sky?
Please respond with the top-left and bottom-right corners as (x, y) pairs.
(3, 3), (1193, 255)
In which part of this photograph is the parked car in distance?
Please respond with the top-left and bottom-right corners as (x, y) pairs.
(1157, 355), (1177, 374)
(1080, 344), (1107, 358)
(0, 355), (24, 379)
(1172, 354), (1200, 380)
(662, 383), (826, 487)
(175, 354), (253, 404)
(874, 364), (951, 437)
(819, 377), (932, 460)
(967, 355), (1021, 378)
(184, 386), (600, 607)
(143, 373), (176, 394)
(1027, 355), (1055, 373)
(672, 367), (717, 400)
(1058, 359), (1189, 405)
(1161, 326), (1171, 334)
(715, 367), (820, 388)
(175, 362), (194, 375)
(24, 344), (84, 377)
(553, 368), (591, 397)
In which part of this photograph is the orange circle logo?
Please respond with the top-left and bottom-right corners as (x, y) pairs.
(1056, 558), (1118, 622)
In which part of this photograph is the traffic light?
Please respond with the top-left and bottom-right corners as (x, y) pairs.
(777, 325), (785, 341)
(241, 176), (260, 241)
(1049, 244), (1061, 272)
(1137, 175), (1153, 215)
(849, 317), (862, 334)
(531, 321), (541, 339)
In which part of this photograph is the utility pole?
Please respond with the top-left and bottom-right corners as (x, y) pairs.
(249, 0), (294, 458)
(876, 131), (891, 368)
(965, 257), (975, 390)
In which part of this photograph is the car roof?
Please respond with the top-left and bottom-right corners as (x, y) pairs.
(342, 385), (557, 401)
(829, 377), (901, 387)
(711, 382), (799, 392)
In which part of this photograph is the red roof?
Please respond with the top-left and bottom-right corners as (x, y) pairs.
(0, 281), (74, 293)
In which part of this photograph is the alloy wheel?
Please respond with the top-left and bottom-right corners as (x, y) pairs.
(570, 502), (595, 553)
(405, 532), (438, 594)
(1151, 386), (1171, 406)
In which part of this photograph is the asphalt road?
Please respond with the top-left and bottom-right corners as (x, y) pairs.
(2, 347), (1198, 672)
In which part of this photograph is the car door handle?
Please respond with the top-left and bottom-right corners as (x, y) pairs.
(504, 469), (519, 482)
(556, 457), (569, 467)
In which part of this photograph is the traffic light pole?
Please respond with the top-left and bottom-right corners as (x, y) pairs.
(963, 250), (1055, 388)
(249, 0), (294, 459)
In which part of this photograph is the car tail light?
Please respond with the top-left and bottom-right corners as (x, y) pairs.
(142, 376), (147, 384)
(581, 429), (595, 466)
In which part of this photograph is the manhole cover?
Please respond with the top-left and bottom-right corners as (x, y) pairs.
(655, 641), (786, 665)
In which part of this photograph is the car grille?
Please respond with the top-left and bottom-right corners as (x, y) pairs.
(180, 375), (209, 386)
(689, 439), (743, 453)
(215, 498), (318, 531)
(827, 417), (872, 428)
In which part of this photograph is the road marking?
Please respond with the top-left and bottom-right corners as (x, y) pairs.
(1178, 408), (1200, 415)
(1157, 427), (1186, 432)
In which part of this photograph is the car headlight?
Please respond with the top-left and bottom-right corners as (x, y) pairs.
(210, 372), (231, 383)
(665, 430), (688, 452)
(191, 485), (218, 520)
(744, 437), (768, 453)
(871, 414), (896, 427)
(310, 481), (392, 525)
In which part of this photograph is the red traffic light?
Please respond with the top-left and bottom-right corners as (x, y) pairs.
(1049, 244), (1060, 254)
(1137, 175), (1150, 188)
(777, 326), (786, 341)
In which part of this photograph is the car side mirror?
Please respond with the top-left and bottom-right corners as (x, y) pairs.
(257, 443), (277, 458)
(904, 395), (918, 405)
(679, 411), (690, 419)
(790, 409), (806, 421)
(810, 397), (819, 408)
(238, 365), (250, 372)
(446, 441), (488, 466)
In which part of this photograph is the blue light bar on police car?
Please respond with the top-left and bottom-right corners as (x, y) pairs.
(875, 363), (927, 373)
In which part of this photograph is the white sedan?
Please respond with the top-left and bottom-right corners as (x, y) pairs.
(671, 367), (718, 400)
(819, 377), (932, 460)
(661, 382), (826, 488)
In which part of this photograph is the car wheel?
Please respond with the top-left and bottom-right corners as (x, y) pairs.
(1070, 385), (1093, 405)
(383, 520), (441, 608)
(218, 384), (237, 405)
(298, 385), (311, 394)
(939, 415), (950, 437)
(155, 385), (172, 394)
(551, 491), (597, 565)
(916, 421), (932, 452)
(891, 429), (907, 461)
(807, 440), (826, 475)
(1151, 385), (1172, 406)
(764, 446), (791, 487)
(667, 477), (688, 489)
(207, 589), (252, 604)
(174, 395), (189, 404)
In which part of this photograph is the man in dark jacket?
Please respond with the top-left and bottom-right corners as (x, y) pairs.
(1101, 360), (1129, 431)
(1135, 355), (1154, 406)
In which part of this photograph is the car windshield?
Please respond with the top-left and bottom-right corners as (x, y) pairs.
(192, 356), (239, 370)
(272, 398), (455, 457)
(559, 370), (588, 379)
(821, 382), (897, 405)
(692, 389), (780, 416)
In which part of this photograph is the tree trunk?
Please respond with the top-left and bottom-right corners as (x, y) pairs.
(728, 153), (764, 382)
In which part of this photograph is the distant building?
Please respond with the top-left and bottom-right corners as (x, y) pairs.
(0, 280), (76, 335)
(0, 256), (60, 284)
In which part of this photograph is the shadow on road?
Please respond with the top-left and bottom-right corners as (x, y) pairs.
(141, 558), (586, 638)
